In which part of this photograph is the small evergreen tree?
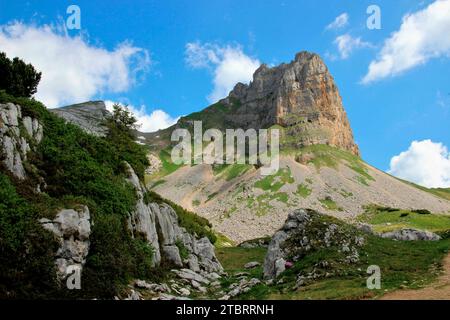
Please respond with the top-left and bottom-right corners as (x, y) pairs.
(107, 103), (140, 138)
(105, 104), (149, 178)
(0, 52), (42, 98)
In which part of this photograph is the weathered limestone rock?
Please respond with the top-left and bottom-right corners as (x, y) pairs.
(263, 208), (365, 279)
(244, 261), (260, 269)
(0, 103), (44, 180)
(124, 163), (223, 273)
(125, 162), (162, 265)
(172, 268), (210, 285)
(40, 206), (91, 282)
(380, 228), (441, 241)
(162, 245), (183, 267)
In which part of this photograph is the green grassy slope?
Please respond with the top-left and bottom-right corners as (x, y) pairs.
(358, 205), (450, 234)
(216, 213), (450, 300)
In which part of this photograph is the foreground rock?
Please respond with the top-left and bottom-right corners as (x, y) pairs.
(40, 206), (91, 283)
(0, 102), (43, 180)
(380, 228), (441, 241)
(264, 208), (365, 279)
(244, 261), (261, 269)
(357, 223), (441, 241)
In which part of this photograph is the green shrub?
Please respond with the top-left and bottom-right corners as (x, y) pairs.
(412, 209), (431, 215)
(81, 213), (154, 298)
(175, 239), (189, 260)
(0, 173), (58, 299)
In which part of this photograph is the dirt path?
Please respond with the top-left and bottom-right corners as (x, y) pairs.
(381, 253), (450, 300)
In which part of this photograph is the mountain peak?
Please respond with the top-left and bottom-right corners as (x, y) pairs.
(221, 51), (359, 155)
(51, 101), (110, 137)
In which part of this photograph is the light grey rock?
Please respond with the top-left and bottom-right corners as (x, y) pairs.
(125, 289), (141, 300)
(356, 223), (374, 234)
(263, 229), (288, 278)
(380, 228), (441, 241)
(195, 237), (224, 273)
(134, 280), (169, 293)
(50, 101), (110, 137)
(154, 202), (184, 246)
(0, 102), (21, 126)
(187, 254), (200, 272)
(125, 162), (161, 265)
(244, 261), (261, 269)
(23, 116), (33, 137)
(275, 258), (286, 277)
(227, 277), (261, 298)
(205, 272), (221, 281)
(162, 245), (183, 267)
(173, 268), (210, 285)
(179, 288), (191, 296)
(156, 293), (191, 300)
(40, 206), (91, 282)
(1, 103), (43, 180)
(2, 135), (26, 179)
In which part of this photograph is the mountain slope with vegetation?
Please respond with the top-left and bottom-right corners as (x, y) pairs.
(0, 54), (220, 299)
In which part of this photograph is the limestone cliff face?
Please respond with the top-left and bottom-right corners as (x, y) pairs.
(221, 51), (359, 155)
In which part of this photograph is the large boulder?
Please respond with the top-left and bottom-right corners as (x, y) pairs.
(40, 206), (91, 283)
(380, 228), (441, 241)
(263, 208), (365, 279)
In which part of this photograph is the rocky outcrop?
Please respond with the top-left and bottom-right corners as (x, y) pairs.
(40, 206), (91, 283)
(0, 102), (43, 180)
(125, 162), (162, 265)
(219, 52), (358, 155)
(50, 101), (110, 137)
(263, 208), (365, 279)
(124, 163), (223, 273)
(380, 228), (441, 241)
(357, 223), (441, 241)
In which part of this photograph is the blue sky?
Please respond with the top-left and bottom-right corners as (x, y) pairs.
(1, 0), (449, 187)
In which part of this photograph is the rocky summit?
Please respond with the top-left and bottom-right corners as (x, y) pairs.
(50, 101), (110, 137)
(222, 51), (359, 155)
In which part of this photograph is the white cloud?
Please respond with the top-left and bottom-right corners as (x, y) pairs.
(326, 13), (349, 30)
(185, 42), (260, 103)
(0, 22), (150, 107)
(362, 0), (450, 84)
(388, 140), (450, 188)
(334, 34), (372, 59)
(105, 101), (179, 133)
